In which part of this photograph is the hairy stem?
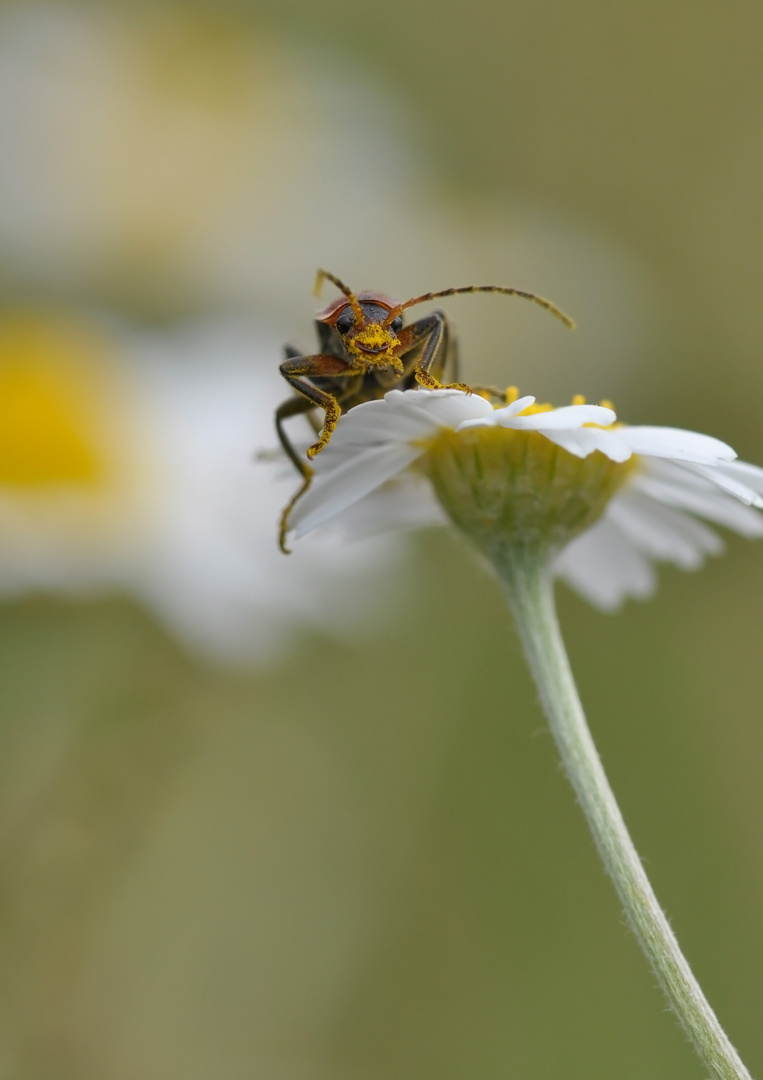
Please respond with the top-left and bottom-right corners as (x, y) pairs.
(496, 546), (752, 1080)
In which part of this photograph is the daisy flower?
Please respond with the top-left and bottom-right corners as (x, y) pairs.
(0, 309), (400, 664)
(280, 383), (758, 1080)
(286, 387), (763, 608)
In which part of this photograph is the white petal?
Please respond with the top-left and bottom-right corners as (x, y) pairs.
(641, 457), (729, 490)
(617, 491), (724, 557)
(320, 398), (439, 453)
(716, 459), (763, 494)
(291, 443), (423, 537)
(498, 404), (617, 430)
(620, 426), (736, 464)
(681, 462), (763, 507)
(554, 519), (656, 609)
(457, 395), (539, 430)
(543, 426), (632, 462)
(606, 490), (722, 569)
(632, 472), (763, 538)
(327, 474), (447, 539)
(403, 388), (496, 428)
(499, 395), (537, 418)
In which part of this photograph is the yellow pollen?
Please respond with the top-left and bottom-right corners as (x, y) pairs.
(0, 315), (113, 489)
(599, 398), (615, 410)
(572, 393), (586, 405)
(505, 386), (519, 404)
(355, 324), (393, 352)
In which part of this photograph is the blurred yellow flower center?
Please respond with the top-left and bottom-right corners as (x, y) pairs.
(0, 317), (109, 489)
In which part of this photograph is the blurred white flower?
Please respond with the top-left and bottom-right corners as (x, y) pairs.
(0, 2), (662, 410)
(284, 387), (763, 607)
(0, 3), (414, 317)
(0, 309), (401, 663)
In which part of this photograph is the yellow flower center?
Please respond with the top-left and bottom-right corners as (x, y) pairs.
(419, 393), (633, 558)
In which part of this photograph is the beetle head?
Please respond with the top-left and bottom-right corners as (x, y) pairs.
(315, 271), (404, 368)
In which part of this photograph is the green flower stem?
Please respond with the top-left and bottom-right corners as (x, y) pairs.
(496, 545), (752, 1080)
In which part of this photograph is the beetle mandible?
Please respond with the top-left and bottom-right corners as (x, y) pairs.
(275, 269), (574, 552)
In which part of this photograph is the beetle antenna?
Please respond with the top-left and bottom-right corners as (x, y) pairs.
(382, 285), (575, 330)
(314, 269), (364, 325)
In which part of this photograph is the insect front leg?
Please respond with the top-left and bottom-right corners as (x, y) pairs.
(279, 353), (354, 459)
(396, 311), (471, 393)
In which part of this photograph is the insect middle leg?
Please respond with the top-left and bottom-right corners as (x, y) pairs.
(275, 392), (317, 477)
(277, 353), (356, 553)
(275, 393), (318, 554)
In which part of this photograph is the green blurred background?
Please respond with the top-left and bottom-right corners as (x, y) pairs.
(0, 1), (761, 1077)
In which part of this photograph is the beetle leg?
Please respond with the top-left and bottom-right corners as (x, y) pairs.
(396, 312), (472, 393)
(279, 353), (356, 458)
(278, 469), (314, 554)
(275, 392), (316, 476)
(273, 394), (316, 554)
(277, 352), (361, 553)
(283, 346), (322, 433)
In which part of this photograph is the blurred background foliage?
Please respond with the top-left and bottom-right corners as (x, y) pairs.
(0, 1), (761, 1078)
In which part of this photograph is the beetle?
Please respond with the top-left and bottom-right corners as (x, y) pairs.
(276, 269), (574, 552)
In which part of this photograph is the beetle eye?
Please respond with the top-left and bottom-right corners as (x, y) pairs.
(390, 316), (403, 334)
(336, 311), (355, 335)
